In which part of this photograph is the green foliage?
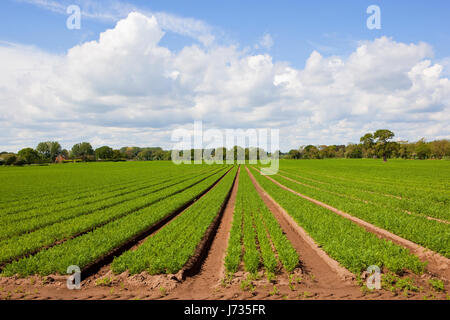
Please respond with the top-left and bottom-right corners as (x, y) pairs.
(36, 141), (61, 162)
(369, 129), (396, 161)
(95, 277), (112, 286)
(71, 142), (94, 161)
(345, 144), (362, 158)
(224, 168), (298, 275)
(14, 157), (27, 166)
(0, 168), (216, 245)
(274, 165), (450, 258)
(3, 154), (17, 165)
(1, 165), (229, 275)
(428, 279), (445, 292)
(381, 273), (420, 295)
(224, 198), (243, 273)
(0, 159), (447, 283)
(17, 148), (40, 164)
(250, 166), (426, 275)
(111, 167), (237, 275)
(416, 139), (432, 159)
(240, 278), (255, 292)
(269, 285), (279, 296)
(95, 146), (114, 160)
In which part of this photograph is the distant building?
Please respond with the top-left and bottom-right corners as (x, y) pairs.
(55, 154), (66, 163)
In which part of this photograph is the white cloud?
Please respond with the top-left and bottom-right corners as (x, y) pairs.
(0, 12), (449, 152)
(255, 33), (274, 50)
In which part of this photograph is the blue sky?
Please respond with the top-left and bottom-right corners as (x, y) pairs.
(2, 0), (450, 66)
(0, 0), (449, 151)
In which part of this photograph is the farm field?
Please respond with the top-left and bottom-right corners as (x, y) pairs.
(0, 159), (448, 300)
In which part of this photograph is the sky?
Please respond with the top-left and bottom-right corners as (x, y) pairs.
(0, 0), (449, 152)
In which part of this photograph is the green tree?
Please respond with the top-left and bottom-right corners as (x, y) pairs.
(373, 129), (396, 162)
(334, 145), (345, 158)
(17, 148), (40, 164)
(72, 142), (94, 161)
(152, 149), (165, 160)
(396, 141), (412, 159)
(288, 149), (301, 159)
(4, 154), (17, 165)
(61, 149), (70, 159)
(112, 150), (123, 160)
(319, 145), (336, 158)
(303, 145), (320, 159)
(137, 149), (154, 161)
(345, 144), (363, 158)
(95, 146), (113, 160)
(415, 139), (432, 159)
(120, 147), (141, 159)
(36, 141), (61, 162)
(360, 133), (375, 158)
(430, 139), (450, 159)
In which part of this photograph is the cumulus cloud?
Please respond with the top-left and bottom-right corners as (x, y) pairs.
(255, 33), (274, 50)
(1, 12), (449, 152)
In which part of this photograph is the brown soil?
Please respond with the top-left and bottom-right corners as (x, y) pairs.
(162, 166), (242, 299)
(247, 169), (353, 280)
(257, 168), (450, 284)
(246, 167), (362, 297)
(404, 210), (449, 224)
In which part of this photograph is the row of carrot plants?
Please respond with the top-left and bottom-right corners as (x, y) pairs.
(249, 167), (426, 275)
(0, 168), (215, 240)
(279, 161), (448, 203)
(0, 167), (228, 266)
(1, 166), (233, 276)
(259, 168), (450, 258)
(279, 169), (449, 221)
(0, 162), (153, 207)
(0, 164), (206, 215)
(0, 176), (151, 216)
(111, 167), (238, 275)
(224, 168), (298, 275)
(0, 162), (202, 209)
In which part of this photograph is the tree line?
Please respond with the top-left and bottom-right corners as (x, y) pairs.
(0, 129), (449, 166)
(285, 130), (450, 160)
(0, 142), (172, 166)
(0, 142), (274, 166)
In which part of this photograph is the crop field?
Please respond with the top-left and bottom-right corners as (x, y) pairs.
(0, 159), (448, 300)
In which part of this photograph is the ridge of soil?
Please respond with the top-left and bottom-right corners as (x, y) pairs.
(181, 166), (239, 278)
(162, 167), (241, 299)
(246, 167), (361, 296)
